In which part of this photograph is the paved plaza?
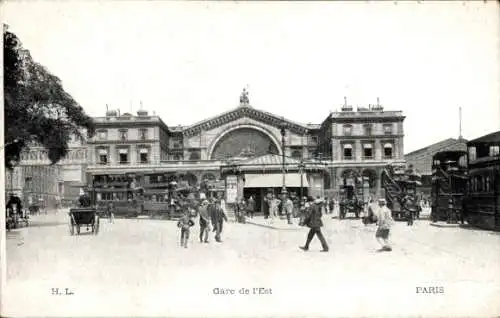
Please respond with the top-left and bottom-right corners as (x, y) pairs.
(3, 210), (500, 317)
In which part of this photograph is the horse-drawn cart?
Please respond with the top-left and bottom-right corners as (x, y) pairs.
(68, 208), (100, 235)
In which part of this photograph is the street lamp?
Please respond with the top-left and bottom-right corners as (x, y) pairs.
(299, 159), (305, 200)
(280, 121), (287, 196)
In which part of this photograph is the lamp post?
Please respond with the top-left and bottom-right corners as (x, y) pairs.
(280, 122), (287, 196)
(299, 159), (305, 200)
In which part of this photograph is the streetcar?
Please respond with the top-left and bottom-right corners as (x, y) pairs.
(464, 131), (500, 231)
(430, 151), (468, 223)
(382, 163), (422, 220)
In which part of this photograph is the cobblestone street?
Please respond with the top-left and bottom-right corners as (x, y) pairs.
(4, 210), (500, 317)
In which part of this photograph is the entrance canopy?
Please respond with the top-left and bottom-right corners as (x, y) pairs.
(244, 173), (309, 188)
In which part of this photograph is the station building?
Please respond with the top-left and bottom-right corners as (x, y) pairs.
(9, 90), (406, 209)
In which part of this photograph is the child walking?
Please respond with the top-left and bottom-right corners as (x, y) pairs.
(177, 211), (195, 248)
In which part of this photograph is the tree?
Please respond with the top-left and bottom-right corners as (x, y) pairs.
(4, 25), (95, 169)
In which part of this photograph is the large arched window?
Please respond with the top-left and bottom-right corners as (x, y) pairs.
(211, 128), (279, 160)
(383, 143), (393, 159)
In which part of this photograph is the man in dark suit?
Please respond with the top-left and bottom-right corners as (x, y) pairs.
(210, 199), (228, 242)
(300, 197), (329, 252)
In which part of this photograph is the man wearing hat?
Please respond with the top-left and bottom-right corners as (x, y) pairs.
(299, 196), (329, 252)
(375, 198), (393, 252)
(198, 199), (211, 243)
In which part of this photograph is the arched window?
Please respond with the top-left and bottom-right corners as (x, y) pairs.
(343, 144), (353, 160)
(383, 143), (393, 159)
(363, 143), (373, 159)
(189, 151), (201, 161)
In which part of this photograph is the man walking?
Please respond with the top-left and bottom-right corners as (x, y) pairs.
(300, 197), (329, 252)
(247, 195), (255, 219)
(283, 194), (294, 225)
(375, 198), (393, 252)
(198, 200), (211, 243)
(211, 199), (228, 242)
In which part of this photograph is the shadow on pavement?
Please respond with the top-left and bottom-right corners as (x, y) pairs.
(29, 221), (67, 228)
(458, 224), (500, 234)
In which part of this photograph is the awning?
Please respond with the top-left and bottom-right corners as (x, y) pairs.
(98, 149), (108, 155)
(139, 148), (148, 154)
(244, 173), (309, 188)
(119, 149), (128, 154)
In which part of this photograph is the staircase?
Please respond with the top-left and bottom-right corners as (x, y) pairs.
(381, 169), (403, 213)
(435, 167), (452, 195)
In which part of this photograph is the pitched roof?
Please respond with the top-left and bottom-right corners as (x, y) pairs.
(468, 131), (500, 144)
(405, 138), (467, 157)
(181, 105), (310, 137)
(238, 154), (301, 166)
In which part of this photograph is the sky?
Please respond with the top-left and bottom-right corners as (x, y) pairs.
(2, 1), (499, 153)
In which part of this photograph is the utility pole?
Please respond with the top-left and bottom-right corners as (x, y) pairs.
(459, 106), (463, 139)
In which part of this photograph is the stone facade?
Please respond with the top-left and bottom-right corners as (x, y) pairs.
(11, 93), (406, 204)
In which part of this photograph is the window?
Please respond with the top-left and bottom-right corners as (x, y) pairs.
(363, 124), (372, 136)
(310, 136), (318, 145)
(485, 176), (490, 192)
(119, 129), (128, 141)
(98, 149), (108, 165)
(189, 150), (201, 161)
(97, 130), (108, 140)
(343, 125), (353, 136)
(173, 154), (182, 161)
(383, 143), (393, 159)
(118, 149), (128, 164)
(383, 124), (393, 135)
(343, 144), (353, 160)
(139, 148), (149, 164)
(468, 147), (477, 161)
(489, 146), (500, 157)
(139, 129), (148, 141)
(363, 143), (373, 159)
(291, 149), (302, 159)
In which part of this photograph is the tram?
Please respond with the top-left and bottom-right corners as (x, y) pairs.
(91, 174), (144, 218)
(382, 163), (422, 219)
(430, 151), (468, 222)
(464, 131), (500, 230)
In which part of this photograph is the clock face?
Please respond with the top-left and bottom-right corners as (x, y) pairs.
(211, 128), (278, 160)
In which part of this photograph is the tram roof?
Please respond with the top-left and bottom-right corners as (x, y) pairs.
(468, 131), (500, 145)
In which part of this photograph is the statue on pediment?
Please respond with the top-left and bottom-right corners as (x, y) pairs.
(239, 88), (249, 106)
